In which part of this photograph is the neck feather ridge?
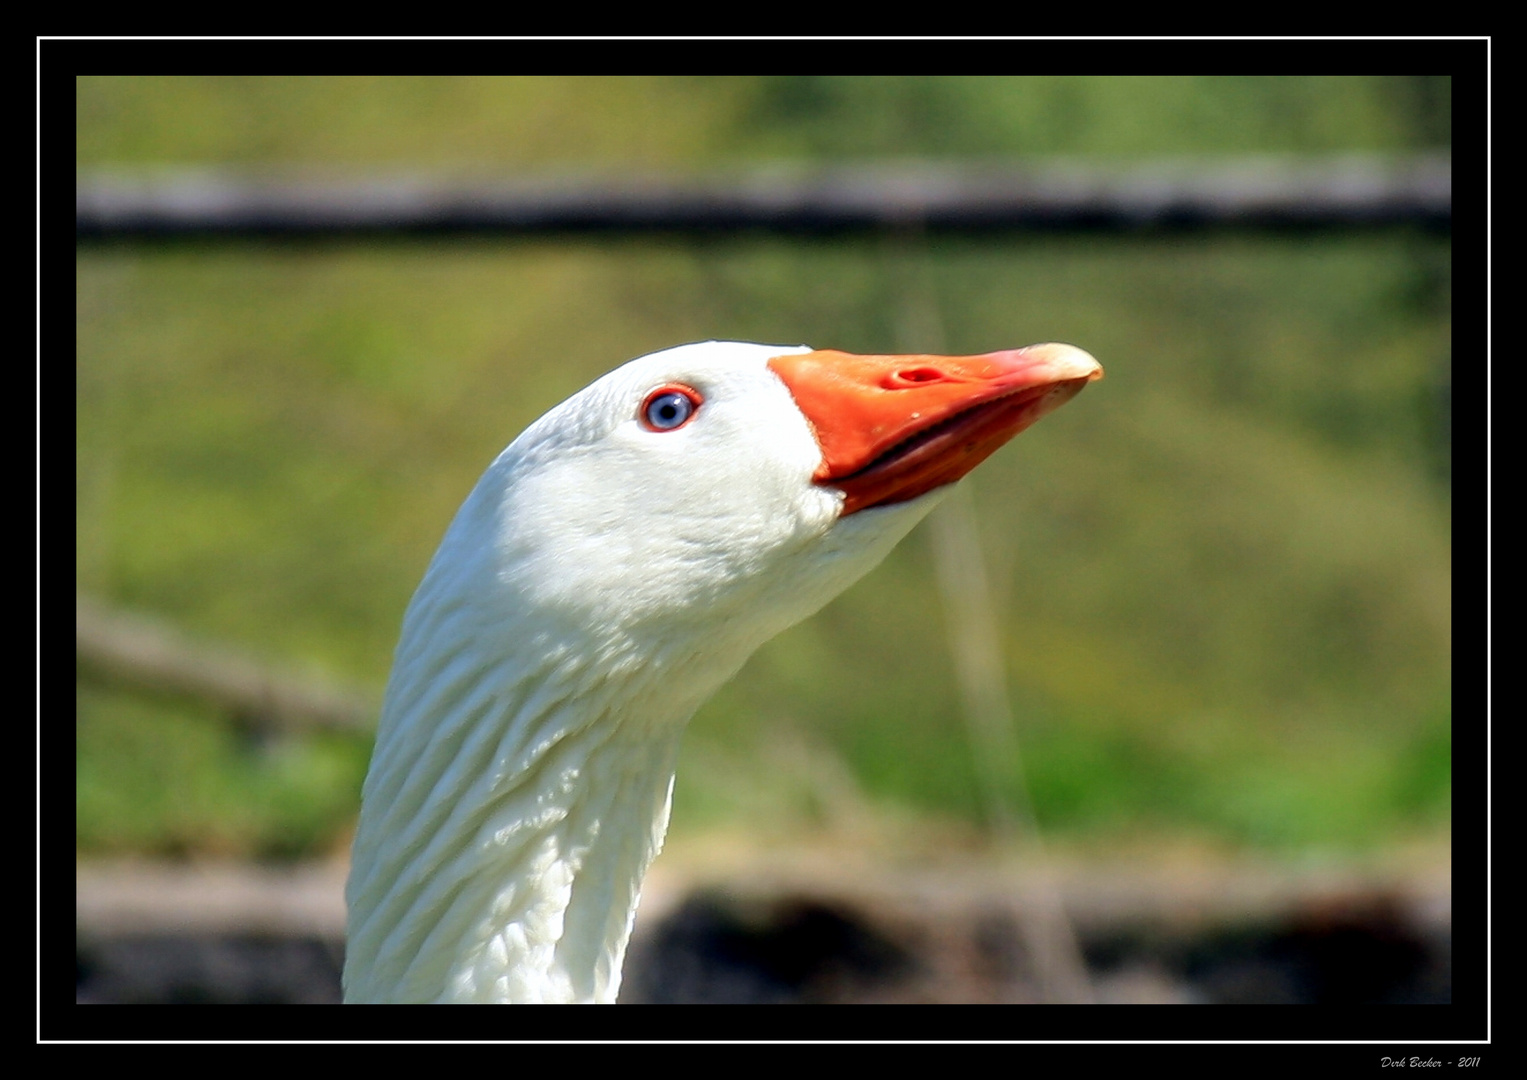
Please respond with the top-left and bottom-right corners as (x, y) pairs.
(344, 584), (692, 1004)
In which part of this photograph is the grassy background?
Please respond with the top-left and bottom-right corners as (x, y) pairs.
(75, 75), (1451, 863)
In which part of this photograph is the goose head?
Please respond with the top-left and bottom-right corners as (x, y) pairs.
(344, 339), (1100, 1003)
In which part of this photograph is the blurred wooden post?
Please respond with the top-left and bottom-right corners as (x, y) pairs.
(929, 485), (1094, 1004)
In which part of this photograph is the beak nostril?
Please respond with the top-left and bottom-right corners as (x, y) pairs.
(888, 367), (947, 387)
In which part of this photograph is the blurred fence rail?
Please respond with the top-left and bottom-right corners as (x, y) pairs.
(75, 154), (1451, 240)
(75, 596), (377, 735)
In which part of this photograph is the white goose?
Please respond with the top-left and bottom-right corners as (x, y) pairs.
(343, 340), (1101, 1003)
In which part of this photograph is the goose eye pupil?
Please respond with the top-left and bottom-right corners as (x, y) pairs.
(645, 391), (694, 430)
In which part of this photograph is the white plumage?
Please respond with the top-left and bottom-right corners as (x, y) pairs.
(344, 340), (1100, 1003)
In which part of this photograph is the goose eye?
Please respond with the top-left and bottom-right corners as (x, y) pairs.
(640, 385), (701, 432)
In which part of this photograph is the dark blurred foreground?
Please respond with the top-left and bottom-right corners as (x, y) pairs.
(75, 856), (1448, 1005)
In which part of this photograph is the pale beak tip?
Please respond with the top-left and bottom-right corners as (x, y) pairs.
(1037, 342), (1104, 382)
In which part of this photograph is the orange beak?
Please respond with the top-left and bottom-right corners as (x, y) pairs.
(768, 344), (1102, 515)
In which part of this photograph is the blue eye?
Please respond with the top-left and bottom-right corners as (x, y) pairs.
(640, 385), (701, 431)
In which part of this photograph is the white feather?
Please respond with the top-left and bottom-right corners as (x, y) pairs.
(344, 342), (942, 1003)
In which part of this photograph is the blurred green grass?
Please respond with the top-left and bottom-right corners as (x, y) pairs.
(74, 76), (1451, 860)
